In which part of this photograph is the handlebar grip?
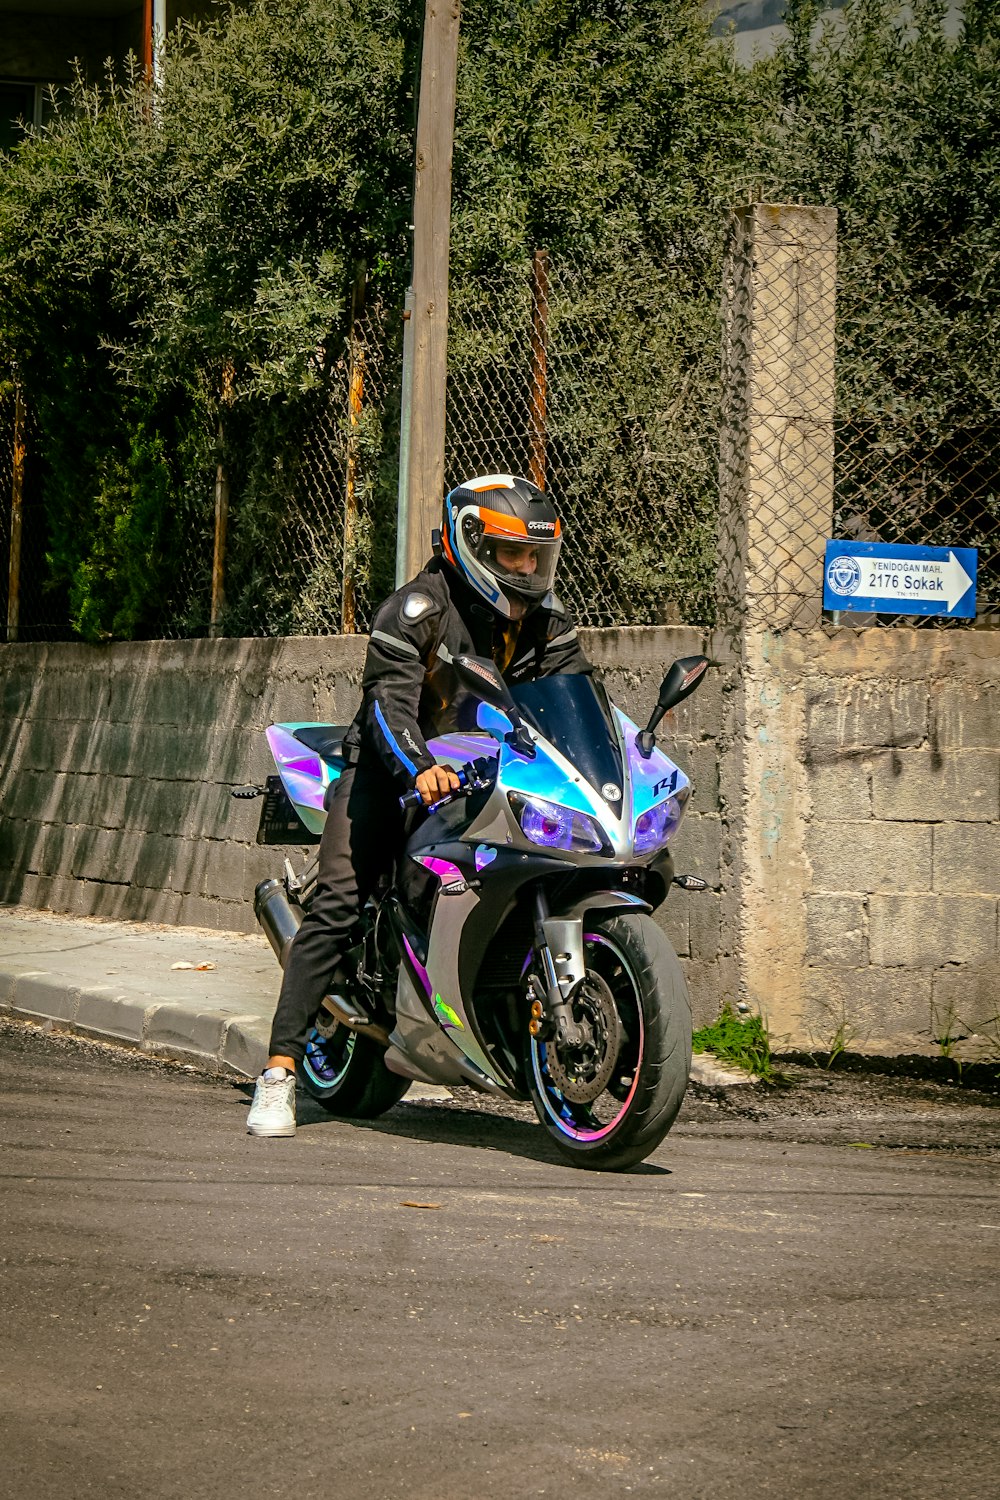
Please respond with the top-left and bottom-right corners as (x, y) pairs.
(399, 766), (474, 813)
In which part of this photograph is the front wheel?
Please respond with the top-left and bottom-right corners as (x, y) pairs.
(301, 1018), (410, 1119)
(524, 913), (691, 1171)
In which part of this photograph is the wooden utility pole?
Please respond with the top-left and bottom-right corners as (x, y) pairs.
(341, 262), (367, 633)
(144, 1), (167, 86)
(528, 249), (550, 491)
(7, 387), (25, 643)
(154, 1), (168, 88)
(400, 0), (461, 583)
(210, 362), (234, 637)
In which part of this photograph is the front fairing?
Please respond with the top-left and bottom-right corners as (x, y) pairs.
(421, 675), (690, 864)
(395, 677), (692, 1093)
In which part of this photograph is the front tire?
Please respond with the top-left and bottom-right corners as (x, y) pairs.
(524, 913), (691, 1171)
(301, 1019), (410, 1119)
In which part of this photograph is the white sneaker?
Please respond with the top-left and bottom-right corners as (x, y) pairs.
(246, 1069), (296, 1137)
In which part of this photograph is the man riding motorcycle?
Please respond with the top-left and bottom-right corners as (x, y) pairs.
(246, 473), (591, 1137)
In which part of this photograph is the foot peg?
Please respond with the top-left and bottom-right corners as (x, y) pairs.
(315, 994), (392, 1049)
(317, 993), (373, 1035)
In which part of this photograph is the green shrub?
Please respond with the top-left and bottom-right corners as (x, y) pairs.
(1, 0), (996, 637)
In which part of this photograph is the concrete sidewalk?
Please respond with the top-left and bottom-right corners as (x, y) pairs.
(0, 905), (750, 1086)
(0, 906), (276, 1076)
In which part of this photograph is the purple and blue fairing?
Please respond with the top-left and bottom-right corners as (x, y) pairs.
(266, 724), (340, 835)
(424, 732), (495, 765)
(615, 710), (690, 829)
(267, 710), (691, 858)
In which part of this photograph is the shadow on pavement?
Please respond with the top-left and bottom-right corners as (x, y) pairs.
(290, 1088), (672, 1175)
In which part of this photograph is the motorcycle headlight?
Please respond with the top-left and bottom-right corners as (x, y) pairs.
(508, 793), (607, 855)
(633, 797), (683, 855)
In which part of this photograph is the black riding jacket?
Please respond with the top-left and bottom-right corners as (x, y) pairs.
(343, 558), (591, 787)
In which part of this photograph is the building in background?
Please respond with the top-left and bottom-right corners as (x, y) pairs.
(712, 1), (963, 63)
(713, 2), (846, 62)
(0, 0), (223, 149)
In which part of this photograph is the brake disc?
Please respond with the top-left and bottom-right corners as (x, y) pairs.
(544, 972), (622, 1104)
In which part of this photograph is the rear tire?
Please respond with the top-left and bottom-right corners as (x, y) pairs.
(524, 912), (691, 1171)
(301, 1019), (410, 1119)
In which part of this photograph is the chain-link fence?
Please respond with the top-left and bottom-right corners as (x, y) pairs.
(0, 389), (10, 634)
(217, 300), (401, 639)
(0, 302), (403, 642)
(0, 384), (60, 642)
(446, 229), (724, 628)
(3, 204), (999, 642)
(834, 229), (1000, 623)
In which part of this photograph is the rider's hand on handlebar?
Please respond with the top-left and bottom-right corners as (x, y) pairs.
(415, 764), (462, 807)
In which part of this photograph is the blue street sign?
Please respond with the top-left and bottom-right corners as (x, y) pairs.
(823, 541), (978, 618)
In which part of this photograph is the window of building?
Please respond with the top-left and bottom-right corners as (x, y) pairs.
(1, 80), (36, 149)
(0, 80), (43, 151)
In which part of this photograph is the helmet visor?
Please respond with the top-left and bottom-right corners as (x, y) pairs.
(473, 533), (561, 603)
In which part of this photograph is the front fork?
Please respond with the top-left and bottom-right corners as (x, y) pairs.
(529, 889), (589, 1048)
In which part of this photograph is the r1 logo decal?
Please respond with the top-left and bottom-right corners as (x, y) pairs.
(653, 770), (678, 797)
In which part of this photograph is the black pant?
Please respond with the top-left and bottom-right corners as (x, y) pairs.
(267, 755), (404, 1064)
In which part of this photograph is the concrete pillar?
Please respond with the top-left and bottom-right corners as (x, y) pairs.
(402, 0), (462, 581)
(717, 204), (838, 1035)
(718, 203), (837, 634)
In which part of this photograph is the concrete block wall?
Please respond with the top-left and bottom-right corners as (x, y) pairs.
(2, 622), (995, 1052)
(0, 635), (366, 931)
(584, 628), (737, 1026)
(712, 200), (998, 1059)
(799, 629), (999, 1057)
(0, 628), (731, 1025)
(743, 626), (999, 1057)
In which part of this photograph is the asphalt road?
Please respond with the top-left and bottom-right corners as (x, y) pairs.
(2, 1023), (998, 1500)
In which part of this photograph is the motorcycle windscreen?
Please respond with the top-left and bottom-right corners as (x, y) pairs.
(510, 674), (624, 806)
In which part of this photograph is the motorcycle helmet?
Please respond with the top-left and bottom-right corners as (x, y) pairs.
(441, 473), (562, 619)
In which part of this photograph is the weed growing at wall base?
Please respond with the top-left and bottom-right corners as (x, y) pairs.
(692, 1004), (782, 1084)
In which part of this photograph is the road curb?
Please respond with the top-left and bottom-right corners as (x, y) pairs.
(1, 967), (271, 1076)
(1, 962), (761, 1088)
(0, 911), (278, 1077)
(0, 911), (762, 1088)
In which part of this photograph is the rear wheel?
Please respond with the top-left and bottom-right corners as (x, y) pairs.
(524, 913), (691, 1171)
(301, 1017), (410, 1118)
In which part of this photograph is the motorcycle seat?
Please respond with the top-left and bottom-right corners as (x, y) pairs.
(290, 724), (350, 768)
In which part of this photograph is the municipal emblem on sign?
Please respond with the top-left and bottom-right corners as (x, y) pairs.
(826, 555), (861, 596)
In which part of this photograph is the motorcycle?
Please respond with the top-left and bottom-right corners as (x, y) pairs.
(234, 653), (710, 1171)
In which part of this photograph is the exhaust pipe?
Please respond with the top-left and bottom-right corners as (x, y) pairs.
(254, 878), (302, 968)
(255, 877), (392, 1048)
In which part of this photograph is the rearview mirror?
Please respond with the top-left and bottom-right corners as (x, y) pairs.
(456, 655), (535, 758)
(637, 655), (711, 759)
(655, 656), (710, 714)
(453, 654), (515, 709)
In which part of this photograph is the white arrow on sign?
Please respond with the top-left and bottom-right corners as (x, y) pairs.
(943, 551), (975, 610)
(836, 550), (974, 611)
